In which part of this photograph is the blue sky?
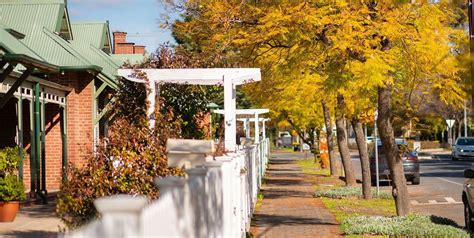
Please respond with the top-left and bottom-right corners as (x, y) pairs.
(68, 0), (177, 53)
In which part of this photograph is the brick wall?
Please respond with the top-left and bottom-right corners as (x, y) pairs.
(43, 103), (62, 190)
(0, 72), (95, 192)
(133, 45), (145, 54)
(115, 43), (135, 54)
(49, 72), (94, 168)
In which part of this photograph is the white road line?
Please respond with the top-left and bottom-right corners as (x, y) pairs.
(410, 198), (463, 206)
(410, 201), (462, 206)
(445, 197), (457, 203)
(418, 156), (432, 160)
(422, 172), (464, 186)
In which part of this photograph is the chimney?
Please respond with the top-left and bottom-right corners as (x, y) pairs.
(113, 31), (127, 54)
(133, 45), (145, 54)
(116, 43), (134, 54)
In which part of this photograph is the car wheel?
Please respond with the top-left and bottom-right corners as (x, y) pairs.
(453, 156), (459, 161)
(412, 176), (420, 185)
(465, 202), (474, 232)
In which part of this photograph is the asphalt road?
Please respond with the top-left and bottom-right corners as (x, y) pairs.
(351, 149), (467, 227)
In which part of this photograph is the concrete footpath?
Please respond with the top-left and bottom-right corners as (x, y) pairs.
(0, 199), (61, 238)
(250, 151), (342, 238)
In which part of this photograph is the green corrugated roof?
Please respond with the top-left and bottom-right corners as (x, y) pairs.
(69, 22), (119, 88)
(0, 0), (119, 89)
(111, 54), (148, 66)
(0, 0), (65, 42)
(0, 26), (44, 62)
(0, 0), (90, 68)
(71, 22), (107, 50)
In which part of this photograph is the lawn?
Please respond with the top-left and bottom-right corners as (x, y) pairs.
(322, 197), (396, 222)
(296, 158), (330, 176)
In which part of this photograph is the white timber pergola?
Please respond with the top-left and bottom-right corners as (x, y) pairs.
(117, 68), (261, 152)
(213, 109), (269, 143)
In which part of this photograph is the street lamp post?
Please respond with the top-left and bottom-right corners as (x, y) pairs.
(374, 110), (379, 196)
(207, 103), (219, 140)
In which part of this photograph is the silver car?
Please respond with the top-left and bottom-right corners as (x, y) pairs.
(452, 137), (474, 161)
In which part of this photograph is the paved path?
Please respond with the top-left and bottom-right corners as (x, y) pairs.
(0, 200), (61, 238)
(250, 151), (342, 238)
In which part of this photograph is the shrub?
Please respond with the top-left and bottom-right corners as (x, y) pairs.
(314, 186), (392, 199)
(0, 175), (25, 201)
(341, 215), (468, 237)
(0, 146), (24, 176)
(0, 147), (26, 201)
(57, 79), (184, 229)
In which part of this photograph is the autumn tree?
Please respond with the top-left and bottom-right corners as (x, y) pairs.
(164, 0), (468, 215)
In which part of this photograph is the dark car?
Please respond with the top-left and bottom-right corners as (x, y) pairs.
(369, 139), (420, 185)
(463, 168), (474, 232)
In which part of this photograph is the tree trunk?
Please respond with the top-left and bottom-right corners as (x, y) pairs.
(377, 86), (410, 216)
(322, 100), (337, 176)
(335, 95), (357, 186)
(351, 118), (372, 199)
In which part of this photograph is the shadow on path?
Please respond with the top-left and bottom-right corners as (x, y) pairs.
(250, 152), (342, 237)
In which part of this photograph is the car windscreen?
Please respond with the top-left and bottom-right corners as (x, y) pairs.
(456, 138), (474, 146)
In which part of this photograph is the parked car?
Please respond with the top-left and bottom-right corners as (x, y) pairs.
(369, 140), (420, 185)
(462, 168), (474, 232)
(452, 137), (474, 161)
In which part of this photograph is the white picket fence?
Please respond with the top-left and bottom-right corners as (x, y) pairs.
(67, 138), (270, 238)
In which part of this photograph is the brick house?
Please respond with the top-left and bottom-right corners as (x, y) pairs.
(0, 0), (121, 202)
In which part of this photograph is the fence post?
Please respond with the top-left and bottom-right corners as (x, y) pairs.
(186, 167), (208, 237)
(201, 161), (224, 237)
(215, 156), (235, 237)
(93, 195), (148, 237)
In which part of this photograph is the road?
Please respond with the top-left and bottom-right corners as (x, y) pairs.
(350, 149), (467, 226)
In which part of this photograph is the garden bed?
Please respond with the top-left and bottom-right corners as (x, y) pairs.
(298, 162), (468, 237)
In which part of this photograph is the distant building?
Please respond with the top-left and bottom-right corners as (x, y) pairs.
(111, 31), (149, 65)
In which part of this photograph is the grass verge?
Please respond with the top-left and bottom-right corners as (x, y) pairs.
(322, 197), (396, 222)
(296, 158), (330, 176)
(342, 215), (469, 237)
(306, 168), (467, 237)
(315, 186), (392, 199)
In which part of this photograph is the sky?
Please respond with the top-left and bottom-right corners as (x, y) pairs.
(68, 0), (177, 53)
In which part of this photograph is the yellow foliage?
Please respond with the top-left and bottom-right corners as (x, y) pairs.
(168, 0), (469, 128)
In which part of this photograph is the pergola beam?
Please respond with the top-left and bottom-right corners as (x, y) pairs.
(94, 82), (107, 99)
(0, 63), (17, 83)
(0, 67), (33, 109)
(118, 68), (261, 151)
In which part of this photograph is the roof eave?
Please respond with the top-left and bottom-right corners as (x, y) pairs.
(59, 65), (103, 74)
(2, 54), (60, 73)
